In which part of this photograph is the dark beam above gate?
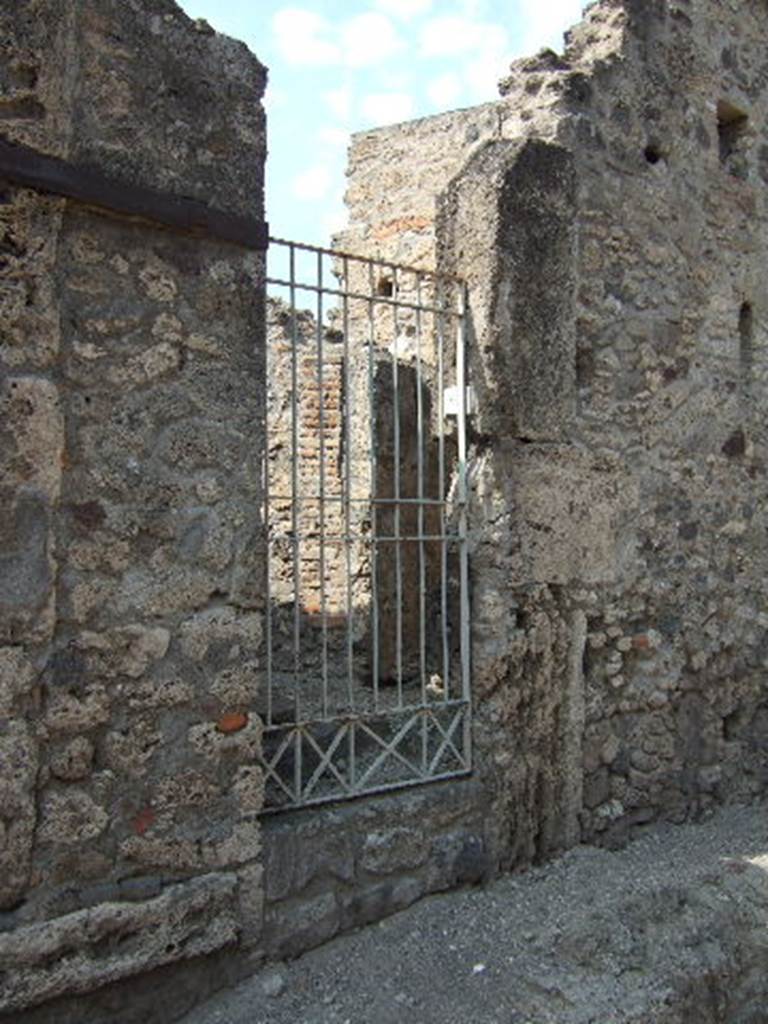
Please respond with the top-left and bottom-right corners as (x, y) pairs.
(0, 136), (268, 251)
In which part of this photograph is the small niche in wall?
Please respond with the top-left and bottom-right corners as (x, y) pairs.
(717, 99), (749, 176)
(376, 276), (394, 297)
(739, 299), (754, 380)
(644, 142), (663, 165)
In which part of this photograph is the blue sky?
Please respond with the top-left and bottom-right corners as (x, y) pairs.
(177, 0), (586, 248)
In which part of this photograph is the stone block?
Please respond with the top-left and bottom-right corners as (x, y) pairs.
(0, 647), (36, 716)
(427, 831), (489, 891)
(340, 877), (425, 932)
(50, 736), (95, 781)
(0, 723), (38, 910)
(1, 376), (63, 503)
(361, 827), (427, 875)
(262, 819), (355, 903)
(0, 873), (239, 1014)
(37, 788), (109, 847)
(43, 685), (111, 733)
(0, 492), (54, 645)
(75, 625), (171, 679)
(179, 607), (263, 662)
(119, 876), (163, 903)
(237, 861), (264, 948)
(266, 891), (339, 959)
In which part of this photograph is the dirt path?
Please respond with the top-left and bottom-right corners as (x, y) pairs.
(181, 802), (768, 1024)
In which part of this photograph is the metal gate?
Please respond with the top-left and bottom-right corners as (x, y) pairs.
(261, 237), (470, 811)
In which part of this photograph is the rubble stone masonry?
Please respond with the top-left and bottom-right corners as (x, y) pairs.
(0, 1), (267, 1020)
(5, 0), (768, 1019)
(341, 0), (768, 865)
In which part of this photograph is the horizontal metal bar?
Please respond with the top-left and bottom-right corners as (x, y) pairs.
(270, 532), (462, 543)
(0, 135), (269, 250)
(259, 768), (472, 814)
(269, 494), (452, 506)
(266, 275), (459, 317)
(263, 700), (470, 732)
(269, 235), (463, 283)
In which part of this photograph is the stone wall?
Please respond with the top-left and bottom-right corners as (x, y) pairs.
(0, 1), (267, 1018)
(262, 777), (489, 960)
(339, 0), (768, 869)
(7, 0), (768, 1018)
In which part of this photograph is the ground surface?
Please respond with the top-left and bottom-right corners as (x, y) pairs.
(182, 802), (768, 1024)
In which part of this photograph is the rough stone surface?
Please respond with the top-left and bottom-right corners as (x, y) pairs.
(180, 802), (768, 1024)
(0, 0), (267, 1015)
(339, 0), (768, 876)
(261, 780), (489, 959)
(0, 873), (240, 1014)
(8, 0), (768, 1019)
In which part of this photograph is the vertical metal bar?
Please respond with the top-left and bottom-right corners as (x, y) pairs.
(290, 243), (302, 726)
(367, 262), (380, 711)
(294, 728), (302, 804)
(456, 284), (471, 709)
(392, 267), (403, 709)
(437, 293), (450, 701)
(415, 274), (426, 708)
(317, 250), (329, 718)
(342, 256), (355, 712)
(264, 252), (274, 729)
(349, 720), (356, 791)
(415, 274), (428, 775)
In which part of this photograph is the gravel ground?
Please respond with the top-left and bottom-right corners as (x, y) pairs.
(182, 802), (768, 1024)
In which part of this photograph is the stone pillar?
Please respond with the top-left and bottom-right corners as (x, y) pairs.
(0, 1), (268, 1016)
(437, 138), (595, 864)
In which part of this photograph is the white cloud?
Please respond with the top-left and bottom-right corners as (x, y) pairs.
(372, 0), (433, 20)
(272, 7), (338, 66)
(321, 189), (348, 239)
(263, 85), (288, 115)
(420, 16), (508, 60)
(324, 86), (352, 122)
(317, 125), (350, 149)
(273, 9), (404, 70)
(427, 72), (462, 109)
(361, 91), (415, 126)
(459, 0), (487, 15)
(293, 165), (333, 201)
(340, 13), (402, 68)
(515, 0), (585, 55)
(419, 15), (511, 102)
(464, 42), (511, 100)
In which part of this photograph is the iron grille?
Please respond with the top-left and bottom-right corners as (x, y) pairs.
(261, 237), (470, 811)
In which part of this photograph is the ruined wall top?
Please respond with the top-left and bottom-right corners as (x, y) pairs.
(340, 0), (768, 267)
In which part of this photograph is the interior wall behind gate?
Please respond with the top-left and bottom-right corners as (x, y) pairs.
(0, 2), (268, 1020)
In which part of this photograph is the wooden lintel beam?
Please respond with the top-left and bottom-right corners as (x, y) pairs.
(0, 136), (268, 251)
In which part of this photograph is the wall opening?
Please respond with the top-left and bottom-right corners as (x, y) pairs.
(739, 300), (753, 383)
(717, 99), (749, 175)
(262, 237), (472, 811)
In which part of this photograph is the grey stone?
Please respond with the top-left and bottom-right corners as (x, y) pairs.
(260, 966), (287, 998)
(119, 877), (164, 902)
(77, 882), (123, 908)
(340, 877), (425, 932)
(0, 873), (239, 1014)
(428, 832), (489, 891)
(361, 828), (426, 875)
(266, 892), (340, 960)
